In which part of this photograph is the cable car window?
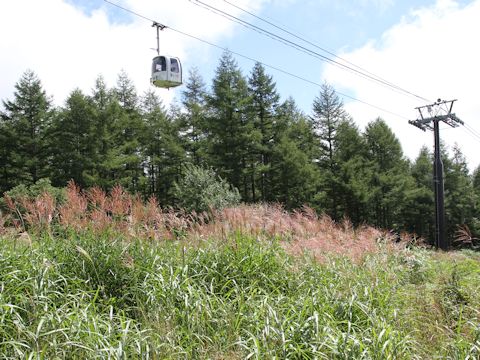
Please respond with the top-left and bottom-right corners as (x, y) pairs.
(152, 56), (166, 73)
(170, 58), (179, 73)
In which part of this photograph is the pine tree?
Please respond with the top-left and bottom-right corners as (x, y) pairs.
(0, 113), (16, 192)
(0, 70), (53, 188)
(444, 144), (476, 238)
(180, 67), (208, 165)
(115, 69), (138, 112)
(270, 135), (319, 209)
(310, 83), (348, 220)
(363, 118), (412, 229)
(87, 75), (122, 189)
(248, 62), (280, 201)
(335, 119), (371, 224)
(269, 98), (320, 208)
(111, 71), (145, 192)
(206, 51), (253, 200)
(141, 90), (185, 203)
(405, 146), (435, 240)
(48, 89), (97, 187)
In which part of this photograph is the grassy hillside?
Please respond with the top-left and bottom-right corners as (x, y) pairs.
(0, 186), (479, 359)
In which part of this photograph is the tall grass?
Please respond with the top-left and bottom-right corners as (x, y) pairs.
(2, 182), (400, 261)
(0, 185), (479, 358)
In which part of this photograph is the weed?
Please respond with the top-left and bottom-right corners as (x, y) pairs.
(1, 191), (480, 358)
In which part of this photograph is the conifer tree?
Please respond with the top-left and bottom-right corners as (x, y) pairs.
(472, 164), (480, 236)
(0, 70), (53, 188)
(335, 119), (371, 224)
(270, 136), (318, 209)
(0, 113), (16, 192)
(48, 89), (97, 187)
(364, 118), (411, 229)
(444, 144), (476, 238)
(270, 98), (320, 208)
(88, 75), (123, 189)
(180, 67), (208, 165)
(248, 62), (280, 201)
(310, 83), (348, 220)
(115, 70), (138, 111)
(405, 146), (435, 240)
(111, 71), (145, 192)
(206, 51), (253, 200)
(473, 165), (480, 193)
(141, 90), (185, 203)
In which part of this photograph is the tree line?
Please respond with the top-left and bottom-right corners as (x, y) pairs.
(1, 51), (479, 242)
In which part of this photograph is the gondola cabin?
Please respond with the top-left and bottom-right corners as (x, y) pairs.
(151, 55), (182, 89)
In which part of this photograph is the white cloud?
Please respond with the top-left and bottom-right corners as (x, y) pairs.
(322, 0), (480, 171)
(2, 0), (479, 171)
(0, 0), (267, 107)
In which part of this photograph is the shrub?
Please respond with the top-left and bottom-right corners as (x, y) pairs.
(1, 179), (64, 231)
(173, 164), (241, 213)
(2, 178), (65, 206)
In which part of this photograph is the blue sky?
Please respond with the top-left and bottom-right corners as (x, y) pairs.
(1, 0), (479, 169)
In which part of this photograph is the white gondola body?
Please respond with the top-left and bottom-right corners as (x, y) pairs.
(151, 55), (182, 88)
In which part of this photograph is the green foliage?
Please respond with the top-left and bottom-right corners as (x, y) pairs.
(438, 266), (470, 324)
(335, 119), (371, 224)
(266, 99), (321, 209)
(0, 236), (161, 358)
(48, 89), (98, 188)
(2, 178), (64, 207)
(310, 84), (355, 220)
(1, 59), (480, 238)
(180, 67), (208, 165)
(109, 72), (145, 193)
(2, 230), (480, 358)
(0, 70), (53, 190)
(270, 135), (319, 209)
(206, 50), (253, 199)
(363, 118), (412, 229)
(444, 144), (476, 238)
(173, 163), (241, 213)
(247, 62), (281, 202)
(406, 147), (435, 240)
(141, 90), (185, 203)
(311, 82), (348, 162)
(43, 233), (145, 312)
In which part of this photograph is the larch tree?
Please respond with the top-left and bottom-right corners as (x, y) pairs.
(0, 110), (16, 192)
(88, 75), (123, 189)
(111, 71), (145, 193)
(206, 51), (253, 200)
(270, 98), (320, 208)
(335, 119), (371, 224)
(248, 62), (280, 202)
(270, 135), (319, 209)
(406, 146), (435, 241)
(0, 70), (53, 188)
(443, 144), (476, 239)
(180, 67), (208, 165)
(310, 83), (348, 220)
(472, 164), (480, 237)
(141, 90), (185, 203)
(48, 89), (97, 188)
(363, 118), (412, 229)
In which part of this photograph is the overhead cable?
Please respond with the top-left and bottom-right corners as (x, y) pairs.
(189, 0), (432, 103)
(103, 0), (413, 120)
(463, 123), (480, 143)
(222, 0), (418, 98)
